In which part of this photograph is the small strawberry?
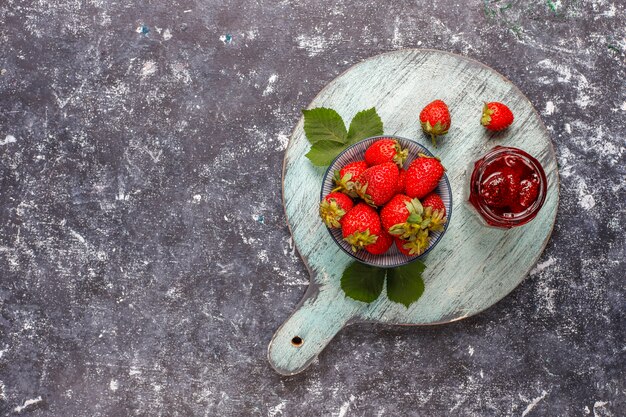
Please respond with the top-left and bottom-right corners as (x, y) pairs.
(319, 192), (354, 228)
(364, 139), (408, 168)
(332, 160), (368, 196)
(395, 230), (430, 256)
(481, 102), (514, 131)
(341, 203), (382, 252)
(365, 230), (394, 255)
(405, 155), (445, 199)
(517, 179), (539, 209)
(421, 192), (446, 217)
(479, 167), (520, 208)
(396, 169), (406, 194)
(355, 162), (400, 207)
(420, 99), (451, 146)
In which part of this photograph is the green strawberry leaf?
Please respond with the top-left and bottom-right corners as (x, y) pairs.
(302, 108), (347, 144)
(386, 261), (426, 308)
(347, 107), (384, 144)
(305, 141), (347, 166)
(341, 262), (386, 303)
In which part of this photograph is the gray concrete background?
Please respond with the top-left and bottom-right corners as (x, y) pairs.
(0, 0), (624, 416)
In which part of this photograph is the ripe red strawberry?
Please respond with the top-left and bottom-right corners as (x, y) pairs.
(341, 203), (382, 252)
(365, 230), (394, 255)
(319, 192), (354, 228)
(479, 167), (520, 208)
(420, 100), (451, 146)
(405, 155), (445, 199)
(396, 169), (406, 194)
(364, 139), (408, 167)
(517, 179), (539, 209)
(355, 162), (399, 207)
(481, 102), (514, 131)
(333, 160), (368, 196)
(380, 194), (413, 232)
(421, 192), (446, 217)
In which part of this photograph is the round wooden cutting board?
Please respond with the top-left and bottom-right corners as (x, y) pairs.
(268, 49), (559, 375)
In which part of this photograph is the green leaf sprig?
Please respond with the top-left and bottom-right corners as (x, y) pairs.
(340, 260), (426, 307)
(303, 107), (383, 166)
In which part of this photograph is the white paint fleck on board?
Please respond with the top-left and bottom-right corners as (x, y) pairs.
(193, 194), (202, 203)
(267, 400), (286, 417)
(276, 133), (289, 151)
(522, 391), (548, 417)
(391, 17), (403, 48)
(544, 101), (556, 115)
(295, 34), (338, 56)
(577, 179), (596, 210)
(530, 257), (557, 275)
(141, 61), (157, 78)
(162, 28), (172, 40)
(537, 59), (594, 108)
(258, 249), (269, 263)
(584, 405), (591, 414)
(337, 395), (356, 417)
(0, 381), (5, 400)
(593, 401), (609, 417)
(620, 101), (626, 111)
(580, 194), (596, 210)
(109, 379), (119, 391)
(564, 123), (571, 134)
(129, 367), (142, 376)
(468, 346), (474, 356)
(601, 3), (616, 16)
(1, 135), (16, 145)
(263, 74), (278, 96)
(14, 396), (43, 413)
(171, 62), (192, 84)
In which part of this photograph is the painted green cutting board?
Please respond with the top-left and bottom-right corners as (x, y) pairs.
(268, 49), (559, 375)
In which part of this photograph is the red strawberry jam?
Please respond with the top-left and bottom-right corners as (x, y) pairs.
(468, 146), (547, 228)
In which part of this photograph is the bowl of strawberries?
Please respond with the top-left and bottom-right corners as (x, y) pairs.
(319, 136), (452, 267)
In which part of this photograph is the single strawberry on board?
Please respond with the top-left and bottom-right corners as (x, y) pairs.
(420, 99), (451, 146)
(332, 160), (368, 196)
(405, 155), (445, 199)
(355, 162), (400, 207)
(364, 138), (408, 168)
(341, 203), (382, 252)
(365, 230), (394, 255)
(319, 192), (354, 228)
(481, 102), (514, 131)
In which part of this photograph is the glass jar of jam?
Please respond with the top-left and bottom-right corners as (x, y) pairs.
(467, 146), (547, 228)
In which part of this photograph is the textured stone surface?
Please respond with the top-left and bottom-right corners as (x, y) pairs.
(0, 0), (624, 416)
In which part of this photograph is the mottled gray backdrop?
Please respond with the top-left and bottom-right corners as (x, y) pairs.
(0, 0), (624, 416)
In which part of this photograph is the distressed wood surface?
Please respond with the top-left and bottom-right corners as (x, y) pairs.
(268, 49), (559, 375)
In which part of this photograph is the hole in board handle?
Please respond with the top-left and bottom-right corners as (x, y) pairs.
(291, 336), (303, 347)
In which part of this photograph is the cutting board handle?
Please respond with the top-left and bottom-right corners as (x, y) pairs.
(268, 280), (356, 375)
